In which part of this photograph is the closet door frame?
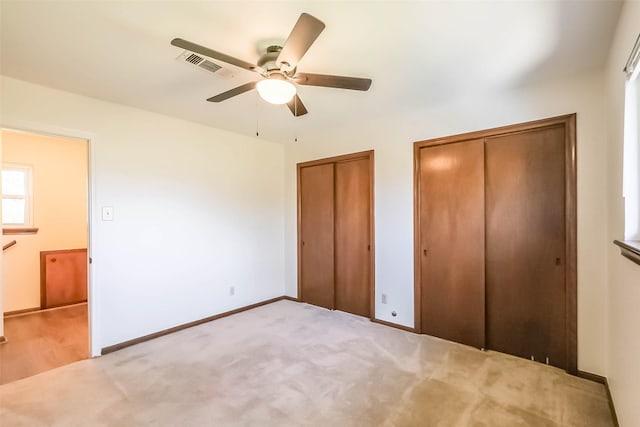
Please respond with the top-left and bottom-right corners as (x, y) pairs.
(413, 114), (577, 374)
(297, 150), (375, 319)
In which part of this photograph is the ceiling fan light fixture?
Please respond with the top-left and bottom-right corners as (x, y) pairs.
(174, 13), (370, 117)
(256, 78), (296, 104)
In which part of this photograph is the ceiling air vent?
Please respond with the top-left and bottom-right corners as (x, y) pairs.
(176, 50), (233, 79)
(198, 59), (222, 73)
(185, 53), (204, 65)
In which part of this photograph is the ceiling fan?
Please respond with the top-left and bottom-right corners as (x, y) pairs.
(171, 13), (372, 117)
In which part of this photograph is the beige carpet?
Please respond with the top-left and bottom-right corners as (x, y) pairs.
(0, 300), (613, 426)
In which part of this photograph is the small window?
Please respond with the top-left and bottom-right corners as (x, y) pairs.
(623, 34), (640, 241)
(2, 164), (33, 226)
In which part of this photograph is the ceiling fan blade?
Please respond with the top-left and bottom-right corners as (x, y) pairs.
(294, 73), (372, 91)
(277, 13), (325, 70)
(207, 81), (257, 102)
(287, 94), (308, 117)
(171, 38), (257, 72)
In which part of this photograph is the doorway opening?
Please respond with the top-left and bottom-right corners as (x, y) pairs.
(0, 128), (91, 384)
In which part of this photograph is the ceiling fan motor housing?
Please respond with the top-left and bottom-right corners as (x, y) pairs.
(257, 45), (295, 75)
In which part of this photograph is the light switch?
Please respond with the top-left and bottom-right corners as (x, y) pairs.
(102, 206), (114, 221)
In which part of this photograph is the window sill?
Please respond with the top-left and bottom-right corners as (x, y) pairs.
(2, 227), (39, 235)
(613, 240), (640, 266)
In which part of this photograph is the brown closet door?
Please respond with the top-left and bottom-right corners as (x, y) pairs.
(419, 140), (485, 349)
(485, 126), (566, 368)
(300, 163), (335, 310)
(335, 158), (371, 317)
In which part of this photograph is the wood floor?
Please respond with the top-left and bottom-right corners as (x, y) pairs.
(0, 303), (88, 385)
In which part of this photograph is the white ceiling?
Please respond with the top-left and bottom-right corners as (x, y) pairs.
(0, 1), (622, 144)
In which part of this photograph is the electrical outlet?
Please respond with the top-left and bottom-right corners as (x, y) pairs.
(381, 293), (387, 304)
(229, 286), (235, 296)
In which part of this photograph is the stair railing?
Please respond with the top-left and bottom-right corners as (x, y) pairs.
(2, 240), (17, 251)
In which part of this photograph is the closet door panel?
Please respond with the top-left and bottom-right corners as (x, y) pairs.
(335, 158), (371, 317)
(299, 163), (335, 310)
(485, 126), (566, 368)
(419, 140), (485, 348)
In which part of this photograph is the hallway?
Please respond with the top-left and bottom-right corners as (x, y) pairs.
(0, 303), (87, 384)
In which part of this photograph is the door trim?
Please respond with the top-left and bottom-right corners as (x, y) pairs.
(1, 120), (96, 356)
(297, 150), (375, 319)
(413, 114), (577, 374)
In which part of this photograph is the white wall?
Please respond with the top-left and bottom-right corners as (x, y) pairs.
(284, 70), (609, 376)
(604, 1), (640, 425)
(2, 130), (88, 312)
(1, 76), (285, 356)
